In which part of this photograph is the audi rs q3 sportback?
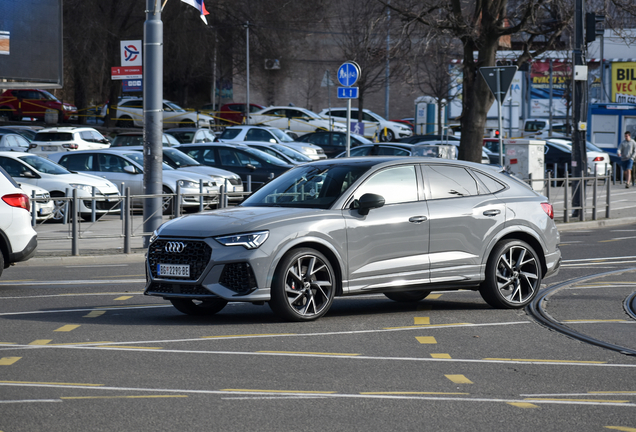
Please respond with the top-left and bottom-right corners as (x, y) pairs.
(144, 157), (561, 322)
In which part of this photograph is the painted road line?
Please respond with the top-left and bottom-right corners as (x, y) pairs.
(0, 357), (21, 365)
(256, 351), (359, 356)
(222, 389), (336, 394)
(431, 353), (452, 359)
(0, 304), (171, 317)
(0, 279), (145, 286)
(484, 358), (606, 364)
(114, 296), (133, 301)
(385, 323), (471, 329)
(360, 391), (469, 395)
(427, 294), (443, 300)
(605, 427), (636, 431)
(84, 311), (106, 318)
(94, 346), (162, 350)
(0, 399), (61, 404)
(446, 375), (473, 384)
(202, 333), (296, 339)
(61, 395), (187, 400)
(508, 402), (539, 408)
(414, 317), (430, 325)
(28, 340), (51, 345)
(525, 397), (630, 403)
(0, 380), (103, 386)
(416, 336), (437, 344)
(55, 325), (80, 332)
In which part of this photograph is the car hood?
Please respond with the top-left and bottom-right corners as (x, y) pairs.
(156, 206), (333, 238)
(56, 172), (118, 188)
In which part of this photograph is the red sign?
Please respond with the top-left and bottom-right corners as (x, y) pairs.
(111, 66), (142, 80)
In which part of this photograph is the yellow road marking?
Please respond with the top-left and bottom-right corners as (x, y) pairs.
(0, 357), (21, 365)
(61, 395), (187, 400)
(114, 296), (133, 301)
(202, 333), (296, 339)
(605, 427), (636, 432)
(29, 340), (51, 345)
(95, 346), (162, 350)
(526, 398), (629, 403)
(385, 323), (471, 330)
(84, 311), (106, 318)
(416, 336), (437, 344)
(222, 389), (336, 394)
(427, 294), (443, 300)
(414, 317), (430, 325)
(360, 391), (468, 395)
(257, 351), (359, 356)
(46, 342), (112, 346)
(431, 353), (451, 359)
(508, 402), (539, 408)
(445, 375), (473, 384)
(0, 342), (16, 345)
(0, 380), (103, 387)
(483, 358), (606, 364)
(55, 325), (80, 332)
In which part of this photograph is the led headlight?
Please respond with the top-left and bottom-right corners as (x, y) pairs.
(69, 183), (96, 194)
(177, 180), (200, 189)
(148, 230), (158, 245)
(214, 231), (269, 249)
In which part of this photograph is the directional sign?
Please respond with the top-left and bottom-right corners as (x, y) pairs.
(337, 62), (360, 87)
(479, 66), (518, 104)
(111, 66), (142, 80)
(337, 87), (359, 99)
(121, 40), (142, 66)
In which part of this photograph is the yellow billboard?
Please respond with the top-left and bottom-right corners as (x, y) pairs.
(612, 62), (636, 103)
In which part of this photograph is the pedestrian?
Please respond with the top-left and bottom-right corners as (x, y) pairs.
(617, 131), (636, 187)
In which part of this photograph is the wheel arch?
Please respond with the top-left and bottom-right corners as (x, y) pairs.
(494, 231), (548, 277)
(0, 230), (10, 268)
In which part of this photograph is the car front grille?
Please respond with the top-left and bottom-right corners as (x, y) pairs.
(146, 282), (212, 296)
(228, 178), (242, 186)
(219, 262), (257, 295)
(148, 239), (212, 281)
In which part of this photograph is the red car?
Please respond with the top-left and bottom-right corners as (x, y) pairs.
(0, 89), (78, 122)
(201, 103), (265, 126)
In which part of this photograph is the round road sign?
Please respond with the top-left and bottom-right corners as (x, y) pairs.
(337, 62), (360, 87)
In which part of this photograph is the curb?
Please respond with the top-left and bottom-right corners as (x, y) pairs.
(555, 216), (636, 232)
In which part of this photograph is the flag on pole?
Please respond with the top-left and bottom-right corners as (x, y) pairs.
(180, 0), (209, 24)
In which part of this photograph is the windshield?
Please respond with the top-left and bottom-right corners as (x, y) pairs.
(272, 144), (312, 162)
(242, 163), (370, 209)
(34, 132), (73, 142)
(122, 152), (174, 170)
(19, 154), (70, 174)
(39, 90), (60, 101)
(586, 141), (604, 152)
(163, 148), (200, 167)
(242, 146), (291, 167)
(269, 127), (295, 143)
(164, 101), (186, 113)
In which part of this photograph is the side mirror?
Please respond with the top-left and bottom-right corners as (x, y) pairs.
(123, 165), (137, 174)
(246, 163), (256, 171)
(355, 193), (385, 216)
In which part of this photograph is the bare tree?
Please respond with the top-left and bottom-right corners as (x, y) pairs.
(385, 0), (572, 162)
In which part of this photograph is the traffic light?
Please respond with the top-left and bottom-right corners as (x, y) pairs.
(586, 12), (605, 43)
(494, 129), (500, 138)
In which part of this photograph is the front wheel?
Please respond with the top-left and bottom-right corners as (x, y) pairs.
(380, 129), (395, 142)
(269, 248), (336, 322)
(170, 298), (228, 316)
(384, 290), (430, 302)
(479, 239), (542, 308)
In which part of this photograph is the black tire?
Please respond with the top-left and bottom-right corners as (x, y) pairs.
(170, 298), (228, 316)
(384, 290), (430, 302)
(0, 248), (5, 277)
(0, 106), (17, 121)
(162, 186), (174, 215)
(269, 248), (336, 322)
(380, 129), (395, 142)
(479, 239), (542, 309)
(116, 116), (134, 128)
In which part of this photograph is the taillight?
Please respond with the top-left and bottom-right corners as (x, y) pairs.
(62, 143), (79, 149)
(593, 156), (603, 162)
(541, 202), (554, 219)
(2, 193), (31, 212)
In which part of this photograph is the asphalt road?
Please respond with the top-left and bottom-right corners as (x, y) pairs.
(0, 223), (635, 431)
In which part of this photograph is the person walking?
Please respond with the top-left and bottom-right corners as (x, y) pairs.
(617, 131), (636, 187)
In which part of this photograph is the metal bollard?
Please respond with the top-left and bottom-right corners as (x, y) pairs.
(64, 188), (70, 225)
(124, 187), (131, 254)
(219, 185), (226, 209)
(72, 188), (79, 256)
(91, 186), (97, 222)
(119, 183), (126, 220)
(199, 180), (204, 213)
(175, 184), (181, 218)
(246, 175), (252, 193)
(563, 171), (569, 223)
(31, 190), (37, 227)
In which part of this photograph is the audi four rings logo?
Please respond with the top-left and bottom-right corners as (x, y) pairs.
(165, 242), (186, 253)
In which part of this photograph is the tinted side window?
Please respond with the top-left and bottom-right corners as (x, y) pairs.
(377, 146), (410, 156)
(245, 129), (274, 142)
(59, 153), (93, 171)
(426, 165), (478, 199)
(0, 157), (31, 177)
(352, 165), (418, 205)
(472, 170), (505, 194)
(219, 129), (241, 140)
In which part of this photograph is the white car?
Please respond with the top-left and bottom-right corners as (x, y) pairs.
(16, 182), (55, 221)
(217, 125), (327, 160)
(28, 127), (111, 157)
(112, 98), (215, 129)
(318, 107), (413, 142)
(546, 138), (612, 176)
(0, 152), (121, 222)
(0, 166), (38, 277)
(248, 106), (346, 136)
(48, 149), (221, 214)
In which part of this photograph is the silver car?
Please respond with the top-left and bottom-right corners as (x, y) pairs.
(144, 157), (561, 321)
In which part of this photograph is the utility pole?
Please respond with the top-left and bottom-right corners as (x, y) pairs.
(571, 0), (588, 219)
(143, 0), (163, 245)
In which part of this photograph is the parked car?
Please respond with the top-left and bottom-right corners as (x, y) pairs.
(390, 118), (415, 132)
(28, 127), (111, 157)
(0, 125), (42, 142)
(175, 142), (294, 188)
(545, 138), (612, 177)
(296, 131), (372, 158)
(399, 134), (461, 144)
(0, 89), (78, 122)
(249, 106), (346, 136)
(217, 125), (327, 160)
(318, 107), (413, 141)
(110, 131), (181, 147)
(115, 146), (245, 201)
(48, 149), (220, 214)
(522, 119), (568, 139)
(0, 152), (121, 222)
(336, 143), (415, 157)
(0, 166), (38, 277)
(164, 127), (217, 144)
(200, 103), (265, 126)
(243, 141), (313, 165)
(111, 98), (215, 129)
(16, 182), (55, 221)
(0, 133), (30, 152)
(143, 157), (561, 321)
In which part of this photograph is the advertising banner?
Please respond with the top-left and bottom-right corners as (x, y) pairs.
(530, 61), (571, 117)
(612, 62), (636, 104)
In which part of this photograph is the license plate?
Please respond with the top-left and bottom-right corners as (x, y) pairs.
(157, 264), (190, 277)
(42, 145), (58, 151)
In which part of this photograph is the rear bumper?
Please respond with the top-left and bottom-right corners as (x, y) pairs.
(8, 234), (37, 266)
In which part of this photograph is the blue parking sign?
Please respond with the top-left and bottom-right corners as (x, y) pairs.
(337, 62), (360, 87)
(351, 122), (364, 135)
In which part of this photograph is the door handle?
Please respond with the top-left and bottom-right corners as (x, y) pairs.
(483, 209), (501, 216)
(409, 216), (428, 223)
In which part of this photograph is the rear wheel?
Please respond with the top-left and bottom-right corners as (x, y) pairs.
(380, 129), (395, 142)
(269, 248), (336, 322)
(170, 298), (228, 316)
(479, 239), (542, 308)
(384, 290), (430, 302)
